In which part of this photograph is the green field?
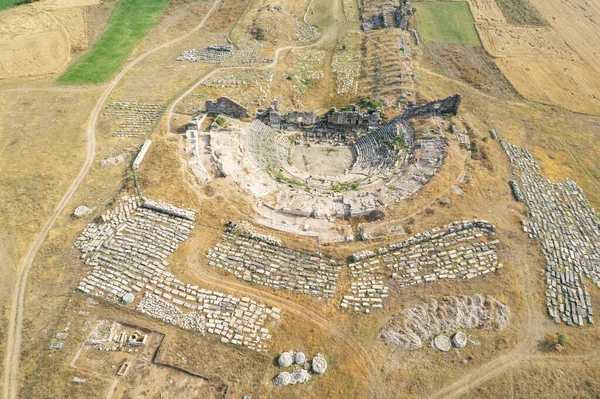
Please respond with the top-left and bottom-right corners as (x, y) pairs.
(58, 0), (170, 85)
(0, 0), (33, 11)
(414, 2), (481, 46)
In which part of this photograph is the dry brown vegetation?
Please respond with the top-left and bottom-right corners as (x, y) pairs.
(468, 0), (600, 115)
(421, 43), (518, 99)
(2, 0), (600, 397)
(0, 0), (114, 82)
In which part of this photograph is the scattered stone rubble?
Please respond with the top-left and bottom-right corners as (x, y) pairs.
(104, 102), (165, 137)
(332, 32), (362, 95)
(99, 153), (127, 168)
(451, 124), (470, 149)
(74, 195), (280, 352)
(73, 206), (92, 218)
(502, 140), (600, 326)
(342, 220), (503, 313)
(273, 350), (326, 387)
(234, 221), (282, 246)
(207, 230), (340, 298)
(184, 116), (211, 184)
(86, 320), (148, 350)
(343, 0), (359, 21)
(201, 69), (275, 107)
(222, 39), (273, 67)
(177, 45), (233, 63)
(379, 294), (510, 349)
(311, 354), (327, 374)
(360, 28), (416, 106)
(260, 5), (321, 44)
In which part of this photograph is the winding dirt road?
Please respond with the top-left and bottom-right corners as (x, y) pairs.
(429, 219), (550, 399)
(187, 247), (381, 392)
(2, 1), (223, 398)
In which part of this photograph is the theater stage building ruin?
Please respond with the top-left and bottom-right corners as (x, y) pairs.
(187, 95), (461, 242)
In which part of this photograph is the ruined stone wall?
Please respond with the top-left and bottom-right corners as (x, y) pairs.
(362, 2), (413, 31)
(403, 94), (462, 119)
(260, 108), (318, 128)
(285, 111), (319, 126)
(327, 107), (380, 126)
(205, 97), (249, 119)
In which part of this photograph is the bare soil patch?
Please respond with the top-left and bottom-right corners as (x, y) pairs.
(290, 145), (354, 175)
(0, 7), (70, 80)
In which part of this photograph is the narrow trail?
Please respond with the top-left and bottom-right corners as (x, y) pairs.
(429, 217), (550, 399)
(188, 252), (380, 388)
(2, 1), (223, 398)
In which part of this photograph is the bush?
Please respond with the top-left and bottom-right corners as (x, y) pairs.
(254, 29), (265, 41)
(365, 210), (385, 222)
(557, 333), (568, 347)
(358, 96), (384, 111)
(215, 116), (227, 127)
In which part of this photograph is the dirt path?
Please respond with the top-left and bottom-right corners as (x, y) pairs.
(189, 253), (380, 377)
(167, 0), (354, 133)
(430, 218), (551, 399)
(1, 1), (223, 398)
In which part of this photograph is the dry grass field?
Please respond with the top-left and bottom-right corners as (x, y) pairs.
(0, 0), (113, 82)
(467, 0), (600, 114)
(1, 0), (600, 397)
(421, 44), (518, 99)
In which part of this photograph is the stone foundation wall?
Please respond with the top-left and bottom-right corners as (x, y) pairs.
(403, 94), (462, 119)
(205, 97), (249, 119)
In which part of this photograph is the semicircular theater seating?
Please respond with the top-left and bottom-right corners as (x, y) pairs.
(349, 122), (405, 177)
(246, 120), (293, 172)
(209, 118), (447, 238)
(246, 119), (410, 184)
